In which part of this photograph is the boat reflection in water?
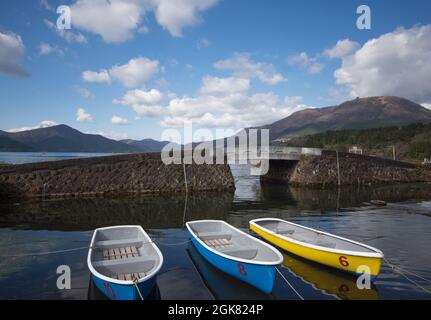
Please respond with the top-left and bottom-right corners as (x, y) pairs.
(282, 253), (379, 300)
(87, 276), (161, 300)
(186, 243), (274, 300)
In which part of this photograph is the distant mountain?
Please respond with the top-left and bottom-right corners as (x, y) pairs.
(0, 135), (33, 152)
(121, 139), (172, 152)
(266, 96), (431, 141)
(0, 125), (140, 153)
(0, 125), (174, 153)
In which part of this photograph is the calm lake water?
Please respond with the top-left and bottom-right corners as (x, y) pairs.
(1, 153), (431, 300)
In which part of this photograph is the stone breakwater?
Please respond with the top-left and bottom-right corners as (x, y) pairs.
(0, 153), (235, 199)
(263, 150), (431, 187)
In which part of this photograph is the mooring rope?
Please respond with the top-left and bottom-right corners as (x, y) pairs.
(132, 276), (145, 301)
(0, 238), (194, 257)
(275, 266), (304, 300)
(383, 258), (431, 294)
(0, 246), (90, 257)
(183, 163), (188, 194)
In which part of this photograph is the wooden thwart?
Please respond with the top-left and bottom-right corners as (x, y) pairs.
(103, 246), (140, 260)
(203, 238), (232, 249)
(112, 272), (146, 281)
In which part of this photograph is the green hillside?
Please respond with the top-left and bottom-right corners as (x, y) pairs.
(278, 123), (431, 163)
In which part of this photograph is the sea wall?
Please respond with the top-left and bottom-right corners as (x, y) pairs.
(263, 150), (431, 187)
(0, 153), (235, 199)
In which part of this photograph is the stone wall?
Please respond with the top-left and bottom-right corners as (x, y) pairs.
(263, 150), (431, 187)
(0, 153), (235, 199)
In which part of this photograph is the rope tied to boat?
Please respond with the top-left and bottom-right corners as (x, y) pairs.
(131, 275), (145, 301)
(383, 257), (431, 294)
(275, 266), (305, 300)
(0, 238), (194, 257)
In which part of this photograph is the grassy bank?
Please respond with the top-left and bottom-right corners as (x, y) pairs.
(277, 123), (431, 163)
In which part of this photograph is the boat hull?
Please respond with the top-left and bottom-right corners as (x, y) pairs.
(190, 234), (277, 294)
(250, 224), (382, 277)
(91, 274), (156, 300)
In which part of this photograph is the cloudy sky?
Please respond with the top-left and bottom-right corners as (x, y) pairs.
(0, 0), (430, 141)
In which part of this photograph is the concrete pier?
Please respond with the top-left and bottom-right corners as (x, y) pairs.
(0, 153), (235, 199)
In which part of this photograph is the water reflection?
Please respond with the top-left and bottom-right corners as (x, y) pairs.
(0, 193), (233, 231)
(186, 243), (273, 300)
(282, 253), (379, 300)
(87, 276), (161, 300)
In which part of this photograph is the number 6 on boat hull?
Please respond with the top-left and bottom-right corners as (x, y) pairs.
(250, 218), (384, 278)
(186, 220), (283, 294)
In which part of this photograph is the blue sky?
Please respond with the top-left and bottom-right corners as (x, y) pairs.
(0, 0), (430, 141)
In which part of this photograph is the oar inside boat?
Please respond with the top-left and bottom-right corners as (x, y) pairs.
(250, 218), (384, 277)
(87, 226), (163, 300)
(186, 220), (283, 293)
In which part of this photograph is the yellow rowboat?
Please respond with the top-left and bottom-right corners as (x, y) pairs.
(249, 218), (384, 277)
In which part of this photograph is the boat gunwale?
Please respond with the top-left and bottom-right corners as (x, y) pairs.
(250, 218), (384, 259)
(87, 225), (164, 286)
(186, 220), (283, 266)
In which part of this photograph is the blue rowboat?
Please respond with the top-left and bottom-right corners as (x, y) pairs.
(186, 220), (283, 294)
(87, 226), (163, 300)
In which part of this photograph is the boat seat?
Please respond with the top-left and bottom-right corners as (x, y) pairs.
(94, 239), (143, 249)
(93, 256), (155, 268)
(203, 238), (233, 249)
(218, 247), (258, 260)
(111, 272), (147, 281)
(102, 246), (140, 260)
(198, 232), (232, 241)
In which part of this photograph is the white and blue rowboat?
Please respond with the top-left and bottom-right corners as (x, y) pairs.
(87, 226), (163, 300)
(186, 220), (283, 294)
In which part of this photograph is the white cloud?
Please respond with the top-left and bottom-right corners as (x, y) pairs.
(8, 120), (58, 133)
(114, 89), (165, 116)
(159, 93), (308, 128)
(115, 75), (308, 129)
(151, 0), (219, 37)
(38, 42), (64, 56)
(44, 19), (87, 44)
(74, 86), (95, 100)
(200, 76), (250, 95)
(334, 25), (431, 103)
(422, 103), (431, 110)
(111, 115), (129, 125)
(69, 0), (146, 43)
(288, 52), (324, 74)
(324, 39), (359, 59)
(0, 31), (28, 77)
(76, 108), (93, 122)
(65, 0), (218, 42)
(110, 57), (159, 88)
(82, 69), (111, 83)
(326, 86), (350, 103)
(197, 37), (211, 50)
(92, 131), (129, 140)
(215, 53), (287, 85)
(82, 57), (159, 88)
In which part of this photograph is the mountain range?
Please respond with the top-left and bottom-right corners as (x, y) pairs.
(1, 96), (430, 153)
(0, 125), (170, 153)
